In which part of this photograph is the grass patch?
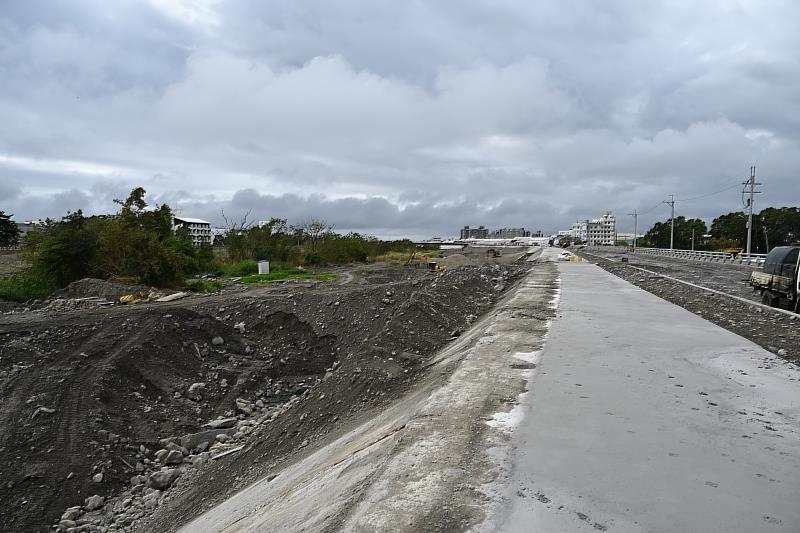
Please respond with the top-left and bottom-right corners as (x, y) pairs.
(370, 249), (443, 263)
(185, 279), (225, 293)
(370, 250), (413, 263)
(218, 259), (259, 277)
(238, 267), (336, 284)
(0, 269), (57, 302)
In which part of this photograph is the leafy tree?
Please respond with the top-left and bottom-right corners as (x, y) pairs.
(710, 207), (800, 252)
(20, 188), (201, 291)
(642, 217), (708, 250)
(710, 212), (747, 248)
(0, 211), (20, 246)
(97, 189), (195, 285)
(28, 210), (102, 287)
(758, 207), (800, 251)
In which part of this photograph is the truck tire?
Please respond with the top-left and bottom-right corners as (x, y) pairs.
(761, 291), (777, 307)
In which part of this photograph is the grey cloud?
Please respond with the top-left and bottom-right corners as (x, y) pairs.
(1, 1), (799, 237)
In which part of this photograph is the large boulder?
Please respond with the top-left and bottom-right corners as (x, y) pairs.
(148, 468), (181, 490)
(186, 382), (206, 401)
(83, 494), (105, 511)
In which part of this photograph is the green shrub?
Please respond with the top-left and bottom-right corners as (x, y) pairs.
(0, 269), (57, 302)
(23, 189), (206, 291)
(303, 251), (322, 265)
(219, 259), (258, 277)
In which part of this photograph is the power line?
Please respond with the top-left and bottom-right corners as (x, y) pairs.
(636, 176), (749, 218)
(677, 181), (741, 202)
(639, 201), (666, 215)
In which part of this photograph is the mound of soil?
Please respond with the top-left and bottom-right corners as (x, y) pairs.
(0, 262), (528, 532)
(0, 304), (339, 532)
(438, 253), (476, 268)
(50, 278), (167, 301)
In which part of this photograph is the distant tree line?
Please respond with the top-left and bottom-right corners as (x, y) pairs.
(219, 216), (412, 267)
(639, 207), (800, 252)
(0, 211), (20, 246)
(0, 187), (414, 301)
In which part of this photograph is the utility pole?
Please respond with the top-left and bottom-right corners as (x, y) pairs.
(691, 227), (695, 251)
(744, 165), (762, 255)
(628, 210), (638, 253)
(663, 195), (675, 250)
(763, 225), (769, 252)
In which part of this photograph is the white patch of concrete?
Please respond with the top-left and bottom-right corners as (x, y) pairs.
(476, 272), (561, 531)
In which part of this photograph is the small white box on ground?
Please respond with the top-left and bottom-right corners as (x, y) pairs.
(258, 260), (270, 274)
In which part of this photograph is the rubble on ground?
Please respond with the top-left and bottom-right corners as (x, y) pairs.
(50, 278), (167, 301)
(0, 260), (529, 532)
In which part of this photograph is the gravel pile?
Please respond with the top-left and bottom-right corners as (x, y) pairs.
(438, 253), (477, 268)
(0, 261), (528, 532)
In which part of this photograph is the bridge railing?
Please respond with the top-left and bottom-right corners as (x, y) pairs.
(635, 247), (766, 266)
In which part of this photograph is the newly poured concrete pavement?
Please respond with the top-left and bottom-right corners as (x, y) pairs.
(497, 260), (800, 532)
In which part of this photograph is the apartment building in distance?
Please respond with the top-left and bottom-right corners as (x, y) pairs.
(567, 210), (616, 245)
(460, 225), (490, 239)
(490, 227), (531, 238)
(172, 216), (212, 246)
(460, 226), (545, 239)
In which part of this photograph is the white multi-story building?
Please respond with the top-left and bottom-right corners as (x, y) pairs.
(570, 221), (588, 242)
(587, 210), (616, 245)
(173, 216), (212, 246)
(565, 210), (616, 245)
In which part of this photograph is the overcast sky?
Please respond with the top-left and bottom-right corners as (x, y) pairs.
(1, 0), (798, 238)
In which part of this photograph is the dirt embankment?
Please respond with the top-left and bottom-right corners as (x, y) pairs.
(0, 261), (527, 532)
(579, 250), (799, 362)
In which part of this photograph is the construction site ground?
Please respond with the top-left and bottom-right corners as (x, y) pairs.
(5, 244), (798, 532)
(0, 246), (541, 532)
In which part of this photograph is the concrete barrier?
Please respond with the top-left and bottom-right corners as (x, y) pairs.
(631, 247), (766, 266)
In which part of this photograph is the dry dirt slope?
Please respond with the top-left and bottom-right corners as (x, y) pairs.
(0, 261), (527, 532)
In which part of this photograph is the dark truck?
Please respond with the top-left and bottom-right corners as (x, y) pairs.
(750, 245), (800, 312)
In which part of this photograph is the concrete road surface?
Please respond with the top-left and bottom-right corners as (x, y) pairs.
(493, 260), (800, 533)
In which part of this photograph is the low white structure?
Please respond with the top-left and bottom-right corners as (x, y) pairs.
(570, 221), (588, 242)
(16, 219), (46, 239)
(173, 216), (212, 246)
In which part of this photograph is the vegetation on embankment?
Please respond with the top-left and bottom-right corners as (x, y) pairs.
(0, 188), (413, 302)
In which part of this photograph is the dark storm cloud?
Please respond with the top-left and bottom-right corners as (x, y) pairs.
(1, 0), (799, 236)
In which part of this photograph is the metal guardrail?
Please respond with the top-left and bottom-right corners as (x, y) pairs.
(635, 247), (766, 266)
(0, 245), (21, 252)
